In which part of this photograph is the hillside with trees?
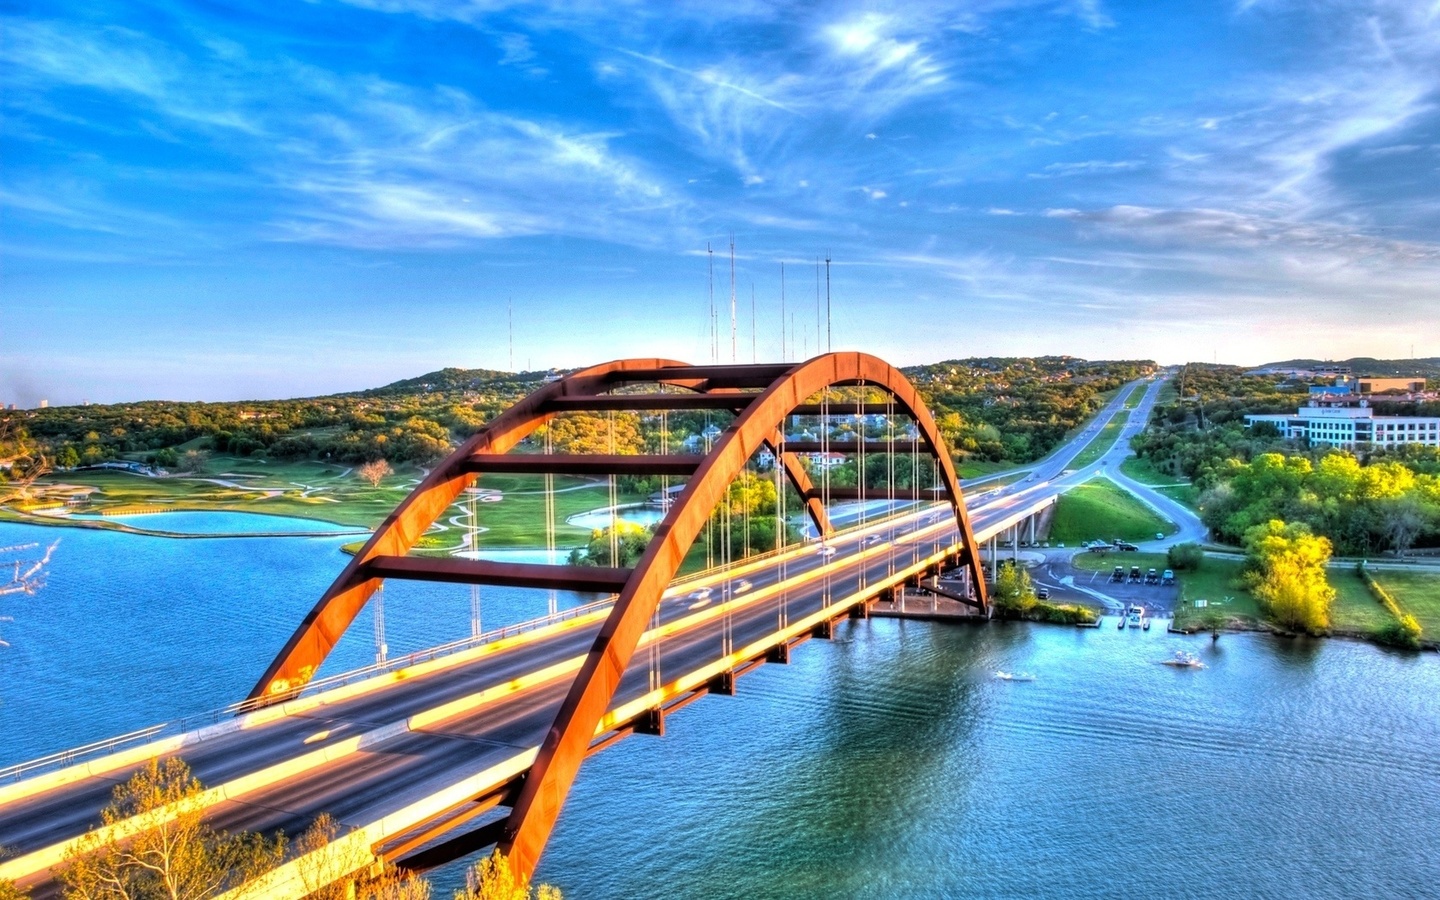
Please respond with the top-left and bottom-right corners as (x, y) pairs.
(14, 357), (1154, 477)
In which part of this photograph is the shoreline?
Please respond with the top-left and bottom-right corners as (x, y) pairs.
(0, 507), (370, 540)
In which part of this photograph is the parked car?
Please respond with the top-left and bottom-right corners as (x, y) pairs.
(1110, 565), (1125, 583)
(1145, 568), (1160, 585)
(1128, 565), (1143, 583)
(1036, 586), (1051, 600)
(1161, 569), (1175, 586)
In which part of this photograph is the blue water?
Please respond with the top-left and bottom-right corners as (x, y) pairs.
(0, 520), (595, 759)
(67, 510), (364, 534)
(4, 517), (1439, 898)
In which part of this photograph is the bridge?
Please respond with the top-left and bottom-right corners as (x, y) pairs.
(0, 355), (1148, 897)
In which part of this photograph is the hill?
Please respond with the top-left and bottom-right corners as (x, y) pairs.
(1256, 357), (1440, 378)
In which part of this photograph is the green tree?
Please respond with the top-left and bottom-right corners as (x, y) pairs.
(1167, 542), (1205, 571)
(568, 522), (651, 567)
(60, 757), (285, 900)
(1243, 520), (1335, 633)
(991, 563), (1037, 617)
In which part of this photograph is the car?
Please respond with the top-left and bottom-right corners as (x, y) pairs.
(865, 534), (883, 545)
(1145, 568), (1160, 585)
(1128, 566), (1143, 583)
(1115, 540), (1139, 552)
(817, 544), (837, 558)
(1110, 566), (1125, 583)
(1161, 569), (1175, 586)
(1036, 586), (1050, 600)
(688, 586), (713, 602)
(734, 579), (753, 594)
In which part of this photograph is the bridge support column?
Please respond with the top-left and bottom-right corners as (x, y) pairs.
(989, 535), (997, 582)
(710, 670), (737, 696)
(1028, 514), (1037, 545)
(1012, 525), (1019, 563)
(635, 708), (665, 737)
(766, 642), (791, 664)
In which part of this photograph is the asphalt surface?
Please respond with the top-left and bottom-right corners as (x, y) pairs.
(1, 377), (1160, 894)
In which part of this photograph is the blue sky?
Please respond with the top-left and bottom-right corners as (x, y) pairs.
(3, 0), (1439, 404)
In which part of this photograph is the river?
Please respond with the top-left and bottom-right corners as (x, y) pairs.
(2, 518), (1438, 898)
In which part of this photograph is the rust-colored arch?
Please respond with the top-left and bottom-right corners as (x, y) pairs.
(248, 358), (834, 703)
(499, 352), (986, 876)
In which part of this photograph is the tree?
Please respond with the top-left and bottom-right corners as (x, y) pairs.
(453, 852), (561, 900)
(1380, 496), (1429, 559)
(568, 522), (651, 567)
(177, 450), (209, 474)
(1166, 542), (1204, 571)
(0, 879), (29, 900)
(60, 757), (285, 900)
(357, 459), (393, 488)
(991, 563), (1036, 617)
(0, 418), (49, 505)
(1243, 520), (1335, 633)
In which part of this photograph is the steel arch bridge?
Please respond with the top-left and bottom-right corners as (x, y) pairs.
(251, 352), (987, 880)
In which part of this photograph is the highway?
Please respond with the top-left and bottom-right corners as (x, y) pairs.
(0, 377), (1162, 896)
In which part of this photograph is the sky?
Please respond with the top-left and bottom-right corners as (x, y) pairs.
(3, 0), (1439, 405)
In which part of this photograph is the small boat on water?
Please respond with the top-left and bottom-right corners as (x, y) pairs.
(1160, 650), (1205, 669)
(995, 671), (1036, 682)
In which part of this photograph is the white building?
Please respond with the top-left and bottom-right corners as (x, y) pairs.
(1245, 404), (1440, 449)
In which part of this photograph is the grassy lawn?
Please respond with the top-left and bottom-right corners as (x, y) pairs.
(957, 459), (1014, 479)
(27, 460), (641, 547)
(1047, 477), (1175, 544)
(1118, 456), (1180, 486)
(1371, 570), (1440, 635)
(1068, 412), (1125, 469)
(1118, 456), (1199, 509)
(1073, 545), (1414, 639)
(1328, 569), (1395, 634)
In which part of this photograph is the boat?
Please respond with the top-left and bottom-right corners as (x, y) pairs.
(1127, 605), (1145, 629)
(1160, 650), (1205, 669)
(995, 671), (1036, 682)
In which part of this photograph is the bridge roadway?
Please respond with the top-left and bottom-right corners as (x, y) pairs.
(1, 377), (1162, 894)
(0, 487), (1056, 894)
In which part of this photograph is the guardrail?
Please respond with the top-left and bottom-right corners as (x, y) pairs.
(0, 595), (619, 785)
(0, 499), (963, 787)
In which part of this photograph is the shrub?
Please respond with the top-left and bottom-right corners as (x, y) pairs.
(1167, 541), (1205, 571)
(1374, 614), (1423, 650)
(1032, 601), (1097, 624)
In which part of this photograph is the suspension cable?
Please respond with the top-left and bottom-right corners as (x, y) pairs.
(545, 424), (556, 617)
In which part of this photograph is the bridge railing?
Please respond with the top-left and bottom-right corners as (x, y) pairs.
(0, 594), (621, 785)
(0, 500), (960, 787)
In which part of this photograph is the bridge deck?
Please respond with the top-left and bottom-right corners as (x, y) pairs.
(0, 489), (1056, 896)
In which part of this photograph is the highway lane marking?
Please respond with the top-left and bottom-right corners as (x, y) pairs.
(2, 494), (1046, 879)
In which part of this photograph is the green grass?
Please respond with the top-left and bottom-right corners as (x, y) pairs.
(28, 459), (642, 548)
(956, 459), (1014, 479)
(1328, 569), (1395, 634)
(1371, 570), (1440, 635)
(1118, 456), (1199, 509)
(1047, 477), (1176, 544)
(1068, 412), (1125, 469)
(1118, 456), (1180, 486)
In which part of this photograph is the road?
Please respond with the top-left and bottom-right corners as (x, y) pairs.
(0, 378), (1158, 895)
